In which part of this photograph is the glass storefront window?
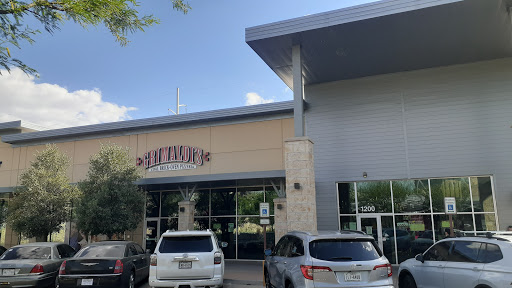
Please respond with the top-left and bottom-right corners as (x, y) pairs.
(237, 187), (264, 216)
(431, 178), (472, 213)
(237, 217), (273, 260)
(160, 218), (178, 234)
(194, 217), (210, 231)
(475, 214), (496, 231)
(211, 188), (236, 216)
(340, 216), (357, 231)
(381, 216), (396, 264)
(338, 183), (356, 214)
(433, 214), (474, 241)
(394, 215), (432, 262)
(265, 186), (279, 216)
(161, 192), (182, 218)
(192, 190), (210, 217)
(471, 177), (494, 212)
(211, 217), (236, 259)
(357, 181), (392, 213)
(392, 180), (430, 213)
(146, 192), (160, 218)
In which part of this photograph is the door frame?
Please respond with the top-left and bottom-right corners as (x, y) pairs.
(357, 215), (383, 251)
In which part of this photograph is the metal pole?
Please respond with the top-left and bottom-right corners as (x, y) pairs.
(449, 215), (454, 237)
(263, 224), (267, 251)
(177, 88), (180, 115)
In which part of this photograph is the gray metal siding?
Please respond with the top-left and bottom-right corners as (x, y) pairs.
(305, 58), (512, 230)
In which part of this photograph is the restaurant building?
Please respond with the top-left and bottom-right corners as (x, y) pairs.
(1, 0), (512, 263)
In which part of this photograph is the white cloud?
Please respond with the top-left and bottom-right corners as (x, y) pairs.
(0, 68), (137, 129)
(245, 92), (274, 106)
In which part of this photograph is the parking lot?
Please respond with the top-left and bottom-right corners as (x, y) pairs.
(139, 261), (398, 288)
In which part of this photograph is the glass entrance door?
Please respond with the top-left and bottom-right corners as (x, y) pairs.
(145, 219), (159, 253)
(357, 216), (383, 251)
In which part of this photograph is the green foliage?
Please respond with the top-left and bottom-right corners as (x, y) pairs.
(7, 144), (79, 240)
(75, 143), (144, 239)
(0, 0), (191, 75)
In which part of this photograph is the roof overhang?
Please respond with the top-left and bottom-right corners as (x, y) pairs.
(246, 0), (512, 88)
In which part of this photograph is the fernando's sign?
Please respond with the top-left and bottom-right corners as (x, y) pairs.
(136, 145), (210, 172)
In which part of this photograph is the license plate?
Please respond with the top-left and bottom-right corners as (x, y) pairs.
(81, 279), (93, 286)
(179, 261), (192, 269)
(2, 269), (14, 276)
(344, 272), (361, 282)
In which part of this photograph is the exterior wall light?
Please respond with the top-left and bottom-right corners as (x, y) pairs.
(277, 204), (283, 210)
(363, 172), (368, 178)
(294, 183), (301, 189)
(179, 207), (185, 212)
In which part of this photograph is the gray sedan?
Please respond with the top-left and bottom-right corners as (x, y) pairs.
(0, 242), (76, 287)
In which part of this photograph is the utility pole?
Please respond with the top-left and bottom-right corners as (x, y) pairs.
(169, 88), (187, 115)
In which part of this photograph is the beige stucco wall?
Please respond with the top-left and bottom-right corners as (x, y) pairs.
(0, 117), (293, 188)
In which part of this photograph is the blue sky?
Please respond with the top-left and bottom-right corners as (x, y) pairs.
(0, 0), (378, 129)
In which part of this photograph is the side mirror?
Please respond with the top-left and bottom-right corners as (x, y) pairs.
(220, 242), (228, 248)
(415, 254), (424, 263)
(264, 249), (272, 256)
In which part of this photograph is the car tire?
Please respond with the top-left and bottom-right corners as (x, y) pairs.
(264, 270), (271, 288)
(399, 273), (417, 288)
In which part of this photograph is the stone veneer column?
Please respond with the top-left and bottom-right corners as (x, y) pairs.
(284, 137), (317, 233)
(273, 197), (287, 243)
(178, 200), (196, 231)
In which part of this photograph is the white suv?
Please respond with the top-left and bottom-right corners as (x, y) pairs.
(149, 230), (224, 288)
(398, 233), (512, 288)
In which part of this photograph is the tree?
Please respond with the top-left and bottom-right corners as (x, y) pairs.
(75, 143), (144, 239)
(0, 0), (191, 75)
(7, 144), (79, 241)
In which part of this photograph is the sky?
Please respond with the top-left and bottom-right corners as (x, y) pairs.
(0, 0), (379, 129)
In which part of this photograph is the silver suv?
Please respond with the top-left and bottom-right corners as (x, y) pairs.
(149, 230), (224, 288)
(398, 233), (512, 288)
(264, 231), (394, 288)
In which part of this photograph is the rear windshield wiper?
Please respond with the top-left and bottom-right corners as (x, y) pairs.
(329, 256), (353, 261)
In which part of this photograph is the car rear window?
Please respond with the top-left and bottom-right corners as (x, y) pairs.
(75, 245), (125, 258)
(309, 239), (382, 261)
(159, 236), (213, 253)
(1, 246), (52, 260)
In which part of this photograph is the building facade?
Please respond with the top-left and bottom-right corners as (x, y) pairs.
(0, 103), (294, 260)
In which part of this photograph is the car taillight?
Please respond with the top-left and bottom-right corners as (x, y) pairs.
(300, 265), (332, 280)
(59, 261), (66, 275)
(30, 264), (44, 274)
(113, 260), (123, 274)
(373, 263), (392, 277)
(150, 254), (157, 266)
(214, 252), (222, 264)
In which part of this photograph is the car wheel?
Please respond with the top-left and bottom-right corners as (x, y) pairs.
(400, 273), (417, 288)
(128, 271), (135, 288)
(264, 270), (271, 288)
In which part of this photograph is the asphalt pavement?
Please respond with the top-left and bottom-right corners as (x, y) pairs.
(139, 261), (398, 288)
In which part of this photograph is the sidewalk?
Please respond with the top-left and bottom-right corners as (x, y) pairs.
(224, 260), (264, 288)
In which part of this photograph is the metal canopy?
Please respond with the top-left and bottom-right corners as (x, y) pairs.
(246, 0), (512, 88)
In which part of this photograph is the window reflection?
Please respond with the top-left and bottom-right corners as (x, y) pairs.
(237, 217), (274, 260)
(338, 183), (356, 214)
(237, 187), (264, 216)
(357, 181), (392, 213)
(471, 177), (494, 212)
(211, 188), (236, 216)
(431, 178), (471, 212)
(161, 192), (182, 217)
(392, 180), (430, 213)
(146, 192), (160, 218)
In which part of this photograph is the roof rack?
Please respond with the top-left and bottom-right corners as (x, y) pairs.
(459, 231), (512, 239)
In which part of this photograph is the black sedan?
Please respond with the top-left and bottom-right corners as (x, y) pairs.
(0, 242), (76, 288)
(57, 241), (150, 288)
